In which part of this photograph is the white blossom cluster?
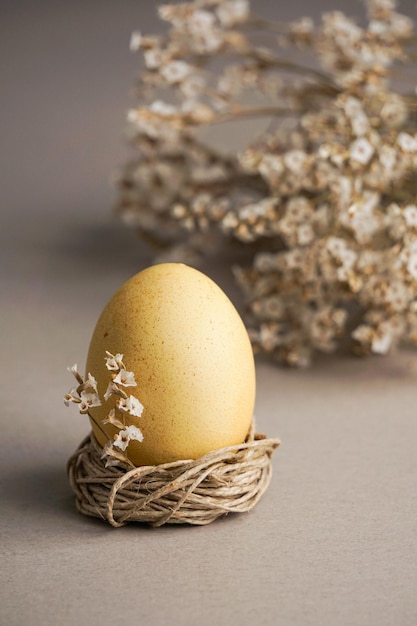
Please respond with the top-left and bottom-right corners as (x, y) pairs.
(117, 0), (417, 366)
(65, 352), (144, 466)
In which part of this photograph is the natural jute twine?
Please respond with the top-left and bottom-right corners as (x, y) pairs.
(67, 424), (280, 527)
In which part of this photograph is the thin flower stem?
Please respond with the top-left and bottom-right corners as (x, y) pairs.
(250, 49), (338, 90)
(212, 106), (301, 124)
(402, 94), (417, 108)
(88, 411), (112, 443)
(246, 15), (290, 34)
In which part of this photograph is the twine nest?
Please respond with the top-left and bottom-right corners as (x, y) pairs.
(67, 424), (280, 527)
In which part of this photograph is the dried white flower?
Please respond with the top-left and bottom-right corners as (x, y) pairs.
(385, 281), (410, 312)
(86, 373), (98, 393)
(64, 388), (79, 407)
(113, 425), (144, 451)
(129, 31), (142, 52)
(390, 14), (413, 38)
(105, 352), (124, 371)
(380, 95), (407, 128)
(102, 408), (125, 430)
(297, 223), (315, 246)
(117, 395), (144, 418)
(149, 101), (177, 117)
(372, 330), (393, 354)
(404, 205), (417, 227)
(78, 391), (102, 414)
(160, 60), (191, 84)
(103, 380), (122, 402)
(407, 251), (417, 280)
(290, 17), (314, 38)
(144, 48), (164, 69)
(100, 441), (128, 468)
(397, 132), (417, 153)
(283, 150), (308, 174)
(67, 363), (83, 384)
(113, 369), (137, 387)
(217, 1), (249, 27)
(349, 138), (374, 165)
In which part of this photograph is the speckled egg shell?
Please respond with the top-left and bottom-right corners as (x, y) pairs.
(86, 263), (255, 466)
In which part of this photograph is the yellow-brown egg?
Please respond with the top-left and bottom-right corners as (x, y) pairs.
(86, 263), (255, 466)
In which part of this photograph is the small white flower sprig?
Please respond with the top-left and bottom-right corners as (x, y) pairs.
(64, 352), (144, 468)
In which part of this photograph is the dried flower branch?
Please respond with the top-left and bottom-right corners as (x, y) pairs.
(65, 353), (144, 467)
(117, 0), (417, 366)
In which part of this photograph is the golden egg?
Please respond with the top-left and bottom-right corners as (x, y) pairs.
(86, 263), (255, 466)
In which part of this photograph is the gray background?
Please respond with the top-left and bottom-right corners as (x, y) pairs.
(1, 2), (416, 625)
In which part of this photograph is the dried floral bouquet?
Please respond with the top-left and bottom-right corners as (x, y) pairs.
(117, 0), (417, 366)
(65, 352), (145, 468)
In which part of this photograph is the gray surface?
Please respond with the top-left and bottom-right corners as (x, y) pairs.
(1, 2), (417, 625)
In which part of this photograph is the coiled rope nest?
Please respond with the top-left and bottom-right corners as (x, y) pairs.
(67, 424), (280, 527)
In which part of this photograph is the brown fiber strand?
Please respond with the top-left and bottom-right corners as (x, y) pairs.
(67, 425), (280, 527)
